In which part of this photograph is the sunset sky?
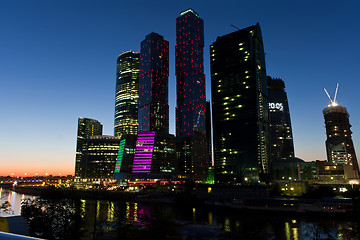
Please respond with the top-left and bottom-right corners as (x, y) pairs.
(1, 0), (359, 177)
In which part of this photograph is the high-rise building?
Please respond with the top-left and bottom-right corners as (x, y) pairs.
(81, 135), (121, 180)
(176, 9), (208, 182)
(323, 99), (359, 178)
(138, 33), (169, 133)
(75, 118), (102, 178)
(114, 51), (140, 137)
(267, 77), (295, 161)
(176, 8), (206, 137)
(210, 23), (270, 184)
(131, 33), (176, 177)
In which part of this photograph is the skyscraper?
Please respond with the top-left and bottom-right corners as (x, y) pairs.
(267, 77), (295, 160)
(210, 23), (270, 184)
(323, 97), (359, 178)
(75, 118), (102, 178)
(175, 9), (208, 181)
(114, 51), (140, 137)
(131, 33), (176, 177)
(176, 9), (206, 137)
(138, 32), (169, 133)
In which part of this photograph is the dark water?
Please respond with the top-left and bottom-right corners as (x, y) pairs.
(1, 188), (358, 239)
(74, 199), (359, 239)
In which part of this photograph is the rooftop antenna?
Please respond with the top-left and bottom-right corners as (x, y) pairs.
(231, 24), (240, 30)
(323, 83), (339, 106)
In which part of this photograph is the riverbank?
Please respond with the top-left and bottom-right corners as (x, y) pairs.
(12, 186), (360, 219)
(13, 186), (137, 202)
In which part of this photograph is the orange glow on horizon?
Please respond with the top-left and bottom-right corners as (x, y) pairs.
(0, 166), (74, 177)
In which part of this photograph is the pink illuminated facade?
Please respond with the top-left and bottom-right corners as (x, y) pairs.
(132, 131), (156, 173)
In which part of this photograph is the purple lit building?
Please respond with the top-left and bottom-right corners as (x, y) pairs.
(132, 131), (175, 174)
(132, 132), (155, 173)
(176, 9), (208, 182)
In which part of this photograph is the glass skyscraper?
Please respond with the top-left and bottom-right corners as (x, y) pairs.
(210, 23), (270, 184)
(176, 9), (208, 182)
(138, 32), (169, 133)
(114, 51), (140, 138)
(176, 9), (206, 137)
(267, 77), (295, 160)
(75, 117), (102, 178)
(131, 32), (176, 177)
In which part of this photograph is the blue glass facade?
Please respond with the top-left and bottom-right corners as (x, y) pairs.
(211, 24), (270, 183)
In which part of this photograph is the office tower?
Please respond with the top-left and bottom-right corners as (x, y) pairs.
(176, 9), (208, 181)
(176, 8), (206, 136)
(267, 77), (295, 160)
(323, 97), (359, 178)
(81, 135), (121, 180)
(114, 51), (140, 137)
(75, 118), (102, 179)
(210, 23), (270, 184)
(131, 33), (176, 177)
(138, 32), (169, 133)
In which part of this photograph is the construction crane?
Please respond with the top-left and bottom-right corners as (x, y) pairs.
(324, 83), (339, 106)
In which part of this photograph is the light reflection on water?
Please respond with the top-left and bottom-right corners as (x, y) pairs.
(0, 188), (35, 215)
(1, 188), (360, 239)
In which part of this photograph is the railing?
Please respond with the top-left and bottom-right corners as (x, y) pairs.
(0, 232), (43, 240)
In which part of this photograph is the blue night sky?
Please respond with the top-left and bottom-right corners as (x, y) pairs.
(1, 0), (359, 176)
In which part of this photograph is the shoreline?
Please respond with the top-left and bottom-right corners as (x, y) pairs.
(11, 186), (359, 218)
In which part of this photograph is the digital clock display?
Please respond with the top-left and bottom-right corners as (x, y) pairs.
(269, 102), (283, 111)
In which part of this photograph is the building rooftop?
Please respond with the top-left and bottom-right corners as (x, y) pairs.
(180, 8), (199, 18)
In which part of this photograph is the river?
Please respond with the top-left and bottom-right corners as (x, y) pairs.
(1, 188), (359, 239)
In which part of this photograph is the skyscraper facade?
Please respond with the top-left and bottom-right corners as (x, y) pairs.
(267, 77), (295, 160)
(81, 135), (121, 180)
(176, 9), (206, 136)
(210, 23), (270, 184)
(131, 32), (176, 177)
(175, 9), (208, 181)
(114, 51), (140, 138)
(75, 118), (103, 178)
(138, 33), (169, 133)
(323, 102), (359, 178)
(132, 131), (176, 174)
